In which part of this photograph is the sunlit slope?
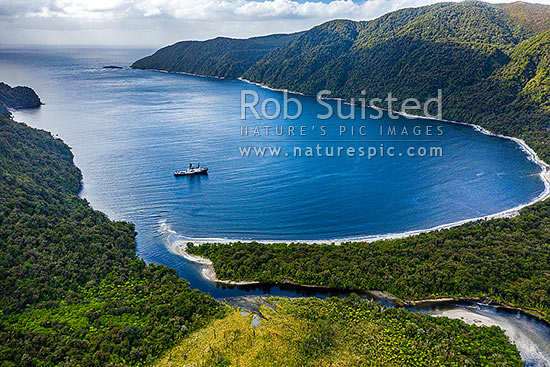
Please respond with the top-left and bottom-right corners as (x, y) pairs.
(242, 1), (550, 99)
(135, 2), (550, 160)
(153, 297), (522, 367)
(242, 2), (550, 159)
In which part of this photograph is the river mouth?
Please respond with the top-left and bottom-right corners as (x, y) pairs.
(213, 281), (550, 366)
(161, 230), (550, 366)
(408, 301), (550, 367)
(209, 279), (550, 366)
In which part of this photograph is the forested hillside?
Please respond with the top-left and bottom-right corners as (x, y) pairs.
(0, 115), (223, 366)
(131, 33), (302, 78)
(0, 82), (41, 113)
(243, 2), (520, 97)
(5, 1), (549, 365)
(133, 0), (550, 325)
(446, 27), (550, 157)
(0, 105), (526, 367)
(242, 1), (550, 160)
(243, 1), (549, 99)
(135, 1), (550, 161)
(189, 197), (550, 323)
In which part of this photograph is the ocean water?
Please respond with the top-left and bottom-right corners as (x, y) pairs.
(0, 47), (546, 293)
(1, 46), (546, 294)
(1, 47), (549, 365)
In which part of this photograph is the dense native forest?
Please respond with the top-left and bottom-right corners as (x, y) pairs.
(138, 0), (550, 324)
(154, 296), (523, 367)
(0, 114), (224, 366)
(131, 33), (303, 78)
(3, 1), (550, 366)
(134, 1), (550, 161)
(189, 198), (550, 322)
(133, 0), (550, 324)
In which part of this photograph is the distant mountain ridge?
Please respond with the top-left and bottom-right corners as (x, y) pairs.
(133, 1), (550, 161)
(131, 33), (303, 78)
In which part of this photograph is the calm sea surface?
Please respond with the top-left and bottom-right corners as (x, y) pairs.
(0, 46), (545, 293)
(1, 47), (549, 365)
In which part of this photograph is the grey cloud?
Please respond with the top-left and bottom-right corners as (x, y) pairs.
(0, 0), (547, 46)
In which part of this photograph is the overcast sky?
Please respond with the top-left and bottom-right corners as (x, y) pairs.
(1, 0), (548, 47)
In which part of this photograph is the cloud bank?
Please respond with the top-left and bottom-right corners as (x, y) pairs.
(0, 0), (548, 46)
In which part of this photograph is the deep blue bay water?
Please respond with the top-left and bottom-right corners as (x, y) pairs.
(0, 47), (546, 294)
(1, 47), (550, 365)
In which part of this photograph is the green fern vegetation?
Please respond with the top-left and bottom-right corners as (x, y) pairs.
(0, 115), (225, 366)
(153, 296), (523, 367)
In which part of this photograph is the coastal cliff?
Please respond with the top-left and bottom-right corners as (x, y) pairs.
(134, 0), (550, 326)
(0, 111), (222, 365)
(0, 82), (42, 114)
